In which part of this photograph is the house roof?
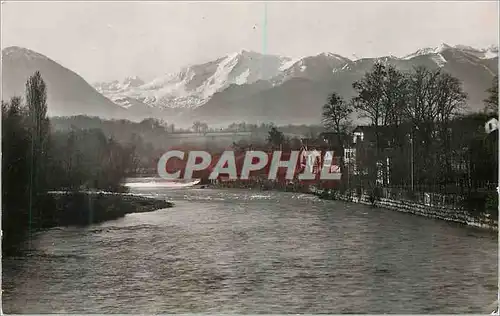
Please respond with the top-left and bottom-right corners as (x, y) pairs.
(352, 124), (405, 133)
(319, 131), (351, 141)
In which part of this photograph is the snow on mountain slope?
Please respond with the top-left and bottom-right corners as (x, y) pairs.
(190, 44), (497, 125)
(91, 43), (497, 123)
(403, 43), (452, 60)
(94, 76), (145, 96)
(271, 52), (353, 84)
(95, 50), (291, 109)
(279, 57), (302, 71)
(454, 44), (499, 59)
(402, 43), (453, 68)
(402, 43), (498, 67)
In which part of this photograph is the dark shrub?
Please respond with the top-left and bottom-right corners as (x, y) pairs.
(461, 191), (492, 218)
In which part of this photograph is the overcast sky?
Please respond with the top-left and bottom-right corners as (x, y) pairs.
(2, 1), (498, 83)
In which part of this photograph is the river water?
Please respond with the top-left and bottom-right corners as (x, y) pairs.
(2, 184), (498, 314)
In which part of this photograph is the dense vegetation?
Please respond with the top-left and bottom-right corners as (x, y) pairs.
(2, 72), (151, 255)
(320, 64), (498, 219)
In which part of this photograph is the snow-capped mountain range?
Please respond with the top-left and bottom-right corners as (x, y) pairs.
(2, 43), (497, 125)
(93, 50), (291, 109)
(402, 43), (498, 60)
(93, 44), (498, 112)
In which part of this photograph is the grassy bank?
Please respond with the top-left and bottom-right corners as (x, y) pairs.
(3, 192), (173, 256)
(43, 191), (173, 227)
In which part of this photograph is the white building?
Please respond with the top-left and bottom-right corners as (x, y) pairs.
(485, 117), (498, 134)
(353, 130), (364, 144)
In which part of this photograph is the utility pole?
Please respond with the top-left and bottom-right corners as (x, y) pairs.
(410, 132), (414, 191)
(348, 160), (350, 192)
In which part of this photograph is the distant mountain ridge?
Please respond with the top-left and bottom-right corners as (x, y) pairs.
(94, 43), (498, 125)
(2, 44), (497, 125)
(2, 46), (158, 120)
(94, 50), (291, 110)
(188, 44), (498, 125)
(403, 44), (498, 60)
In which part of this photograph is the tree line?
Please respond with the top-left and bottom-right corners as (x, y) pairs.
(2, 72), (137, 254)
(321, 63), (498, 214)
(50, 115), (326, 173)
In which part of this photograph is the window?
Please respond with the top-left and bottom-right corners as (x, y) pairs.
(344, 149), (356, 161)
(353, 132), (364, 144)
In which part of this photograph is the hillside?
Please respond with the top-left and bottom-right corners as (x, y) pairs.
(3, 44), (496, 125)
(1, 46), (154, 120)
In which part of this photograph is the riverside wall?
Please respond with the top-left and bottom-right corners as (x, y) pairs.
(209, 179), (497, 231)
(312, 188), (498, 231)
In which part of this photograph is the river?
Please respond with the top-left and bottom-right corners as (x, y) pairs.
(2, 183), (498, 313)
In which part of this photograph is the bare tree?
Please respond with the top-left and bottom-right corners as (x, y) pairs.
(405, 66), (467, 187)
(351, 62), (387, 127)
(484, 75), (498, 116)
(323, 93), (352, 133)
(322, 92), (353, 182)
(266, 126), (285, 150)
(192, 121), (201, 133)
(351, 63), (407, 186)
(199, 122), (209, 134)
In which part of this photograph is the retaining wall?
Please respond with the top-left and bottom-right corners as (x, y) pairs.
(313, 189), (498, 231)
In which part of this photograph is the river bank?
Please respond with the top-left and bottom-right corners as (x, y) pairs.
(45, 191), (174, 226)
(311, 188), (498, 231)
(204, 181), (498, 231)
(4, 186), (497, 314)
(3, 191), (173, 256)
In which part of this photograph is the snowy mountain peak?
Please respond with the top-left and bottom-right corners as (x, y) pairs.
(225, 49), (286, 61)
(486, 45), (499, 52)
(97, 50), (292, 110)
(482, 45), (498, 59)
(124, 75), (141, 81)
(122, 76), (144, 88)
(94, 44), (497, 112)
(231, 49), (253, 56)
(93, 76), (145, 94)
(236, 49), (258, 56)
(316, 52), (350, 61)
(453, 45), (498, 59)
(403, 43), (452, 60)
(403, 43), (498, 60)
(436, 43), (452, 51)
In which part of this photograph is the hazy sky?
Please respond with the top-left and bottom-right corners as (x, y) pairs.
(2, 1), (498, 83)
